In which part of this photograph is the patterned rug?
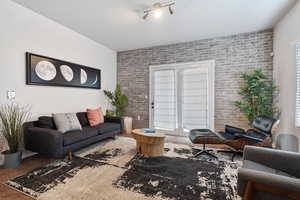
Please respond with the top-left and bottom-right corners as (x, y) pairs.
(4, 137), (242, 200)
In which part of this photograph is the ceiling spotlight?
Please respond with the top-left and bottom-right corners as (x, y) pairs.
(154, 9), (162, 18)
(143, 1), (175, 20)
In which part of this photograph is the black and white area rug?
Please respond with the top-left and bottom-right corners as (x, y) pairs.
(4, 137), (242, 200)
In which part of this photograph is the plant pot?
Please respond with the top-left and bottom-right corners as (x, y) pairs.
(2, 151), (22, 168)
(123, 116), (133, 134)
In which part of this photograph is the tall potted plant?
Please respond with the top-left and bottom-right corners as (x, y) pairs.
(0, 104), (30, 168)
(234, 68), (278, 124)
(104, 84), (132, 133)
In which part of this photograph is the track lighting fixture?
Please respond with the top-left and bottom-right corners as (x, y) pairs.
(143, 12), (149, 20)
(143, 1), (175, 20)
(169, 6), (173, 15)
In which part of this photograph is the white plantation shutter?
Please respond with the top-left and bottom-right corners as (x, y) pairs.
(296, 44), (300, 127)
(153, 70), (176, 130)
(150, 61), (214, 134)
(182, 68), (208, 130)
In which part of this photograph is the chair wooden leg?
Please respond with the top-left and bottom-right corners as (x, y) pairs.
(68, 152), (73, 161)
(244, 182), (253, 200)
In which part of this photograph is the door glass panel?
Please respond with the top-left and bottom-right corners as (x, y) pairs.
(182, 68), (208, 130)
(153, 70), (176, 130)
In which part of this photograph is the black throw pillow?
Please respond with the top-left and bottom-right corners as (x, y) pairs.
(38, 116), (56, 129)
(76, 112), (89, 127)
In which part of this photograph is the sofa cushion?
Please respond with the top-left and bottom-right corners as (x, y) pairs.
(53, 113), (82, 133)
(63, 127), (98, 146)
(38, 116), (56, 129)
(76, 112), (89, 127)
(94, 122), (121, 134)
(63, 130), (83, 146)
(82, 127), (98, 138)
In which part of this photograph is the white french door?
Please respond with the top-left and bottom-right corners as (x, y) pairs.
(149, 61), (215, 136)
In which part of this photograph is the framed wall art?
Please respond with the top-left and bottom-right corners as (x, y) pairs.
(26, 52), (101, 89)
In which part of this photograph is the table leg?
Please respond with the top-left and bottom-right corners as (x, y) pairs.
(68, 152), (73, 161)
(136, 141), (141, 153)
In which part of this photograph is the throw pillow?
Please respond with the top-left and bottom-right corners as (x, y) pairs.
(52, 113), (82, 133)
(38, 116), (56, 129)
(86, 107), (104, 126)
(76, 112), (89, 127)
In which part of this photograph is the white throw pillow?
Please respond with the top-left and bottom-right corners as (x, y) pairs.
(52, 113), (82, 133)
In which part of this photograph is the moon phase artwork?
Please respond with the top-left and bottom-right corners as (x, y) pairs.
(26, 52), (101, 89)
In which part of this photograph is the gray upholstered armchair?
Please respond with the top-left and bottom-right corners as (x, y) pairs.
(238, 136), (300, 200)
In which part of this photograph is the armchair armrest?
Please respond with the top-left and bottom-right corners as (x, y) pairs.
(104, 116), (124, 131)
(225, 125), (246, 135)
(235, 134), (264, 143)
(243, 146), (300, 178)
(24, 127), (63, 157)
(238, 168), (300, 196)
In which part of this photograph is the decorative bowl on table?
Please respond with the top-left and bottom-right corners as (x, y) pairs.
(143, 128), (156, 133)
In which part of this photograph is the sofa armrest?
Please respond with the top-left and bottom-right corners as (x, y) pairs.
(243, 146), (300, 178)
(238, 168), (300, 196)
(24, 127), (63, 157)
(104, 116), (124, 131)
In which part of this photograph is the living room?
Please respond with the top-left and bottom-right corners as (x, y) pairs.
(0, 0), (300, 199)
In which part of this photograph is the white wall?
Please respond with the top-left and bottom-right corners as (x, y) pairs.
(273, 1), (300, 150)
(0, 0), (117, 116)
(0, 0), (117, 157)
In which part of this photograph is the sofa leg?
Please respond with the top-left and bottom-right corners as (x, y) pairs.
(244, 182), (253, 200)
(112, 135), (117, 140)
(68, 152), (73, 161)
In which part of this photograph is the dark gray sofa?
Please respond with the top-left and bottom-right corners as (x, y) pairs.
(23, 112), (123, 158)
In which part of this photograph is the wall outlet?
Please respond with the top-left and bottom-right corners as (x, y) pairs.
(7, 90), (16, 100)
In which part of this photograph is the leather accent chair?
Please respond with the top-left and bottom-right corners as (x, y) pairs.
(238, 135), (300, 200)
(189, 116), (279, 161)
(217, 116), (279, 160)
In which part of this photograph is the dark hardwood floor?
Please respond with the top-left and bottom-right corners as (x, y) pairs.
(0, 155), (57, 200)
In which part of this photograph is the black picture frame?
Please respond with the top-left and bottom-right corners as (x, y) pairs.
(26, 52), (101, 89)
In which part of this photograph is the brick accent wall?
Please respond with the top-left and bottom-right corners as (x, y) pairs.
(117, 29), (273, 132)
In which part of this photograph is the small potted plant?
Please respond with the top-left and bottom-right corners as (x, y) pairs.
(0, 104), (30, 168)
(104, 84), (132, 133)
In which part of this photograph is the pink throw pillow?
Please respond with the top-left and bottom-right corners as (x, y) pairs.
(86, 107), (104, 126)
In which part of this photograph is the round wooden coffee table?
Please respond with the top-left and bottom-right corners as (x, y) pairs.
(132, 129), (166, 157)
